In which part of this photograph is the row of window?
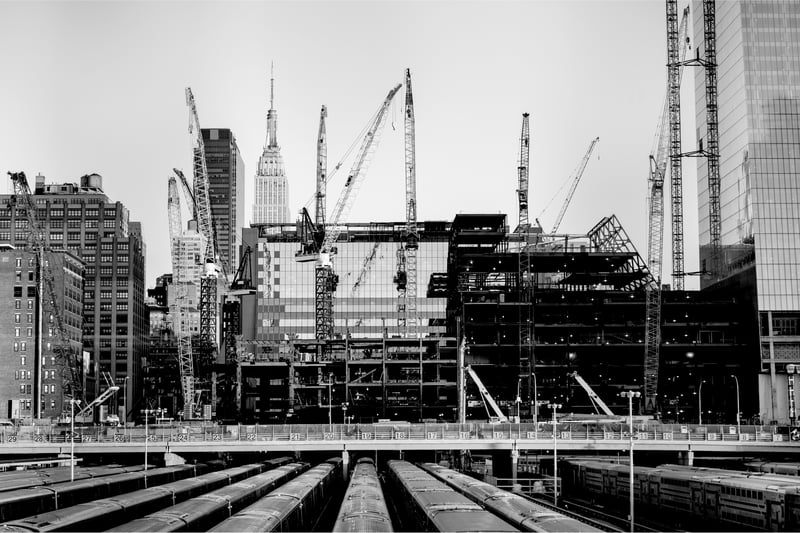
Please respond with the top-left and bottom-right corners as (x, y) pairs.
(85, 303), (128, 312)
(86, 266), (129, 276)
(3, 207), (116, 218)
(15, 370), (58, 381)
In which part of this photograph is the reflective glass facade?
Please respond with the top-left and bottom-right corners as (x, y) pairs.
(694, 0), (800, 422)
(243, 223), (449, 340)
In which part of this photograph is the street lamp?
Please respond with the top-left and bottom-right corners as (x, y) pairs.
(698, 380), (706, 425)
(619, 390), (641, 533)
(143, 408), (156, 473)
(531, 372), (538, 428)
(327, 373), (333, 429)
(515, 378), (521, 423)
(69, 398), (81, 481)
(788, 365), (797, 426)
(548, 402), (562, 506)
(731, 374), (741, 434)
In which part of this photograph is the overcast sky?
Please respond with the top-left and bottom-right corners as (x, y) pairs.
(0, 0), (700, 289)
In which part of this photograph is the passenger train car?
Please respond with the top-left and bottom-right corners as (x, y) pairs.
(563, 459), (800, 531)
(385, 460), (517, 533)
(333, 458), (392, 532)
(419, 462), (600, 532)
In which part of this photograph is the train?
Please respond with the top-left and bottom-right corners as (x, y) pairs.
(562, 459), (800, 531)
(0, 458), (289, 532)
(0, 464), (146, 493)
(0, 464), (203, 523)
(385, 460), (517, 532)
(418, 462), (601, 532)
(207, 457), (343, 532)
(333, 457), (393, 532)
(746, 461), (800, 477)
(109, 461), (308, 532)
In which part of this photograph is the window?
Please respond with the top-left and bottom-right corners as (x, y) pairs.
(67, 220), (81, 228)
(118, 255), (129, 263)
(14, 300), (20, 309)
(14, 327), (20, 337)
(103, 220), (115, 228)
(49, 232), (63, 241)
(67, 208), (81, 217)
(0, 232), (10, 240)
(86, 233), (97, 241)
(50, 220), (63, 229)
(100, 290), (112, 299)
(13, 286), (22, 297)
(104, 208), (116, 217)
(116, 303), (128, 311)
(26, 313), (32, 323)
(14, 313), (20, 323)
(101, 243), (113, 251)
(13, 342), (18, 352)
(117, 267), (129, 276)
(100, 277), (112, 287)
(117, 291), (128, 300)
(100, 266), (113, 275)
(67, 232), (81, 241)
(104, 232), (115, 239)
(27, 327), (32, 337)
(117, 278), (128, 287)
(20, 356), (26, 365)
(50, 400), (55, 409)
(50, 209), (64, 217)
(101, 255), (113, 263)
(85, 220), (97, 228)
(27, 299), (33, 310)
(86, 209), (98, 217)
(27, 287), (35, 297)
(118, 243), (129, 252)
(83, 255), (95, 263)
(14, 232), (27, 241)
(116, 339), (127, 348)
(15, 219), (28, 229)
(20, 342), (26, 351)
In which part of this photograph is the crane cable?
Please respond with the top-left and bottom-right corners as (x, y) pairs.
(537, 141), (601, 227)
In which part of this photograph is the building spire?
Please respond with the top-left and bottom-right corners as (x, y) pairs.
(267, 62), (278, 148)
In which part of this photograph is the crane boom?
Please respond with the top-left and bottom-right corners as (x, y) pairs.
(569, 372), (615, 417)
(399, 69), (419, 335)
(185, 87), (217, 267)
(8, 171), (84, 408)
(167, 175), (196, 417)
(550, 137), (600, 234)
(465, 366), (509, 423)
(316, 106), (327, 227)
(516, 113), (530, 232)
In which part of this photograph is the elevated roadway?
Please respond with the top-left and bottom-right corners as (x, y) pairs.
(1, 422), (797, 456)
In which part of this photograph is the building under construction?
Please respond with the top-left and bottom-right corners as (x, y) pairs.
(225, 213), (757, 424)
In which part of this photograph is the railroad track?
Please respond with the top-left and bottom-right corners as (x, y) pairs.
(562, 496), (689, 533)
(523, 494), (648, 533)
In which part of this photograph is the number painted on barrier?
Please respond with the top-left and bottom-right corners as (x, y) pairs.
(290, 433), (301, 441)
(526, 432), (536, 439)
(428, 432), (440, 440)
(33, 435), (43, 443)
(493, 432), (504, 439)
(7, 435), (17, 443)
(394, 431), (407, 439)
(323, 433), (335, 440)
(177, 434), (187, 442)
(211, 433), (222, 441)
(360, 432), (373, 440)
(147, 435), (157, 442)
(246, 433), (256, 441)
(663, 432), (673, 440)
(461, 431), (472, 440)
(113, 434), (124, 442)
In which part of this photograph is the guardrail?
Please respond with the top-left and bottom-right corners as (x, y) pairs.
(0, 422), (795, 445)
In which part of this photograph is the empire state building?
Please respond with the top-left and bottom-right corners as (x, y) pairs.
(253, 68), (290, 224)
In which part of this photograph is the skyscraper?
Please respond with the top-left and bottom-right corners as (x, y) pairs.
(252, 69), (290, 226)
(201, 128), (245, 273)
(693, 0), (800, 422)
(0, 173), (146, 422)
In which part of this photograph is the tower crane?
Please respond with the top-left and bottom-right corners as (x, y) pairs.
(645, 5), (690, 414)
(8, 171), (85, 414)
(316, 105), (327, 228)
(549, 137), (600, 234)
(396, 68), (419, 335)
(296, 83), (402, 340)
(167, 175), (198, 418)
(515, 113), (530, 232)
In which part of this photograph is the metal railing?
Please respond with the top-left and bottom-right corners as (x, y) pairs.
(0, 422), (794, 445)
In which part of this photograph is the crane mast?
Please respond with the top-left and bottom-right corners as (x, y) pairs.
(8, 171), (85, 412)
(550, 137), (600, 234)
(299, 83), (402, 340)
(167, 175), (197, 418)
(516, 113), (530, 232)
(645, 5), (690, 414)
(397, 68), (419, 335)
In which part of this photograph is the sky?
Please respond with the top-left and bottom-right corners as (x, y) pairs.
(0, 0), (700, 289)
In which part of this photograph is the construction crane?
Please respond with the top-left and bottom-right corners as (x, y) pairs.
(73, 372), (119, 422)
(465, 366), (509, 423)
(166, 175), (197, 418)
(550, 137), (600, 234)
(296, 83), (402, 340)
(8, 171), (84, 414)
(516, 113), (530, 232)
(645, 5), (690, 414)
(396, 68), (419, 335)
(569, 372), (616, 417)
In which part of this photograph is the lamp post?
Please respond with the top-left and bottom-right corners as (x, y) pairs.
(515, 378), (521, 424)
(69, 398), (80, 482)
(548, 402), (562, 506)
(731, 374), (741, 434)
(122, 376), (129, 424)
(328, 373), (333, 429)
(788, 365), (797, 426)
(143, 408), (153, 473)
(619, 391), (641, 533)
(698, 380), (705, 425)
(531, 372), (538, 429)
